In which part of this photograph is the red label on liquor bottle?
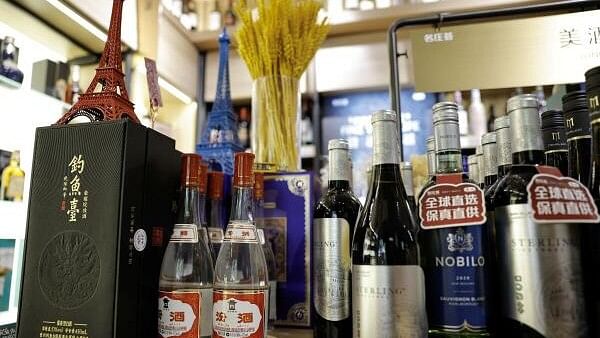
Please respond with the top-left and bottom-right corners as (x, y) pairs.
(158, 290), (200, 338)
(419, 173), (486, 229)
(212, 289), (265, 338)
(527, 166), (600, 223)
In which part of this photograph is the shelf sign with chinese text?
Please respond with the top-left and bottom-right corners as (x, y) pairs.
(527, 171), (599, 224)
(419, 174), (486, 229)
(410, 9), (600, 92)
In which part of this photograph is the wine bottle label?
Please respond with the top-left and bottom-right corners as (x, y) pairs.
(213, 289), (266, 338)
(419, 174), (486, 229)
(496, 127), (512, 166)
(527, 170), (600, 223)
(564, 110), (592, 140)
(313, 218), (351, 321)
(223, 223), (259, 243)
(352, 265), (428, 338)
(208, 227), (224, 243)
(542, 126), (568, 152)
(329, 149), (352, 182)
(158, 289), (213, 338)
(170, 224), (199, 243)
(494, 205), (588, 337)
(422, 225), (489, 332)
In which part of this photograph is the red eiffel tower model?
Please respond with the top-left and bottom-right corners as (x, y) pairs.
(56, 0), (139, 124)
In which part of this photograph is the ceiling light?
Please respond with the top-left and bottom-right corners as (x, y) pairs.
(45, 0), (108, 42)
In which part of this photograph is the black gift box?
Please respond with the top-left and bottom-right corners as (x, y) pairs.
(17, 120), (180, 338)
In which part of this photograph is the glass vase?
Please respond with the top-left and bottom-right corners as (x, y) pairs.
(251, 76), (301, 172)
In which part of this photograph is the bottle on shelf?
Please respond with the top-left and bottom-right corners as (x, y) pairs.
(469, 89), (488, 141)
(563, 90), (592, 188)
(159, 154), (215, 338)
(197, 161), (216, 261)
(65, 65), (81, 104)
(481, 132), (497, 192)
(400, 161), (417, 214)
(493, 94), (588, 337)
(253, 172), (277, 332)
(484, 116), (512, 204)
(467, 154), (478, 189)
(418, 102), (491, 336)
(207, 171), (225, 258)
(476, 145), (484, 189)
(208, 0), (222, 31)
(213, 152), (268, 338)
(352, 110), (427, 337)
(540, 110), (569, 176)
(224, 0), (236, 26)
(313, 139), (362, 338)
(585, 65), (600, 338)
(238, 107), (251, 149)
(0, 36), (24, 84)
(0, 150), (25, 201)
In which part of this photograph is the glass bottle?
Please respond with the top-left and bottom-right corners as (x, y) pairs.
(481, 132), (497, 192)
(159, 154), (215, 338)
(485, 116), (512, 205)
(313, 139), (362, 338)
(469, 89), (488, 141)
(351, 110), (427, 338)
(213, 153), (268, 338)
(493, 94), (587, 337)
(0, 36), (24, 84)
(207, 171), (225, 259)
(540, 110), (569, 176)
(419, 102), (490, 337)
(563, 90), (592, 187)
(0, 150), (25, 201)
(254, 172), (277, 332)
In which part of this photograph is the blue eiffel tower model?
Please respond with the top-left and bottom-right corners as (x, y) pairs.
(197, 28), (243, 175)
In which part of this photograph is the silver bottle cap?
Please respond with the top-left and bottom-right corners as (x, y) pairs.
(494, 116), (512, 166)
(371, 110), (400, 165)
(494, 115), (510, 130)
(426, 136), (435, 152)
(328, 138), (350, 151)
(508, 95), (544, 153)
(481, 132), (496, 145)
(476, 146), (484, 184)
(432, 102), (459, 124)
(400, 162), (414, 196)
(482, 133), (498, 177)
(371, 110), (397, 124)
(468, 155), (479, 183)
(506, 94), (539, 114)
(433, 102), (460, 152)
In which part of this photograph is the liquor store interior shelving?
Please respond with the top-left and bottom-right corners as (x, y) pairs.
(1, 0), (600, 337)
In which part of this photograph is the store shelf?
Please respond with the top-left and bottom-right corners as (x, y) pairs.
(177, 0), (548, 51)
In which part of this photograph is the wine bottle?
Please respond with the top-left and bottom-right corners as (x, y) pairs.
(540, 110), (568, 176)
(254, 172), (277, 332)
(401, 161), (417, 213)
(0, 36), (24, 83)
(419, 102), (490, 336)
(207, 171), (225, 258)
(0, 150), (25, 201)
(313, 139), (362, 338)
(468, 155), (479, 188)
(469, 89), (488, 142)
(213, 153), (268, 338)
(485, 116), (512, 204)
(476, 145), (485, 189)
(493, 94), (588, 337)
(197, 161), (216, 261)
(585, 65), (600, 338)
(159, 154), (215, 338)
(563, 90), (592, 187)
(352, 110), (427, 338)
(481, 132), (497, 192)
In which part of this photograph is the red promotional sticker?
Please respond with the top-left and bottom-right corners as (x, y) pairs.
(419, 174), (486, 229)
(213, 290), (265, 338)
(527, 172), (600, 223)
(158, 290), (200, 338)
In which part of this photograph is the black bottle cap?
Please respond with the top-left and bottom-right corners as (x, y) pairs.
(562, 90), (588, 112)
(585, 65), (600, 91)
(541, 110), (565, 130)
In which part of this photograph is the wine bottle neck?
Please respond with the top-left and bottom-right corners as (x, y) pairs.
(436, 151), (463, 174)
(372, 120), (400, 166)
(178, 186), (200, 225)
(512, 150), (545, 165)
(329, 148), (352, 182)
(497, 164), (512, 177)
(329, 180), (350, 191)
(229, 186), (255, 223)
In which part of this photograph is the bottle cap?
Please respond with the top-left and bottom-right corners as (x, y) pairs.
(481, 132), (496, 145)
(541, 110), (565, 129)
(328, 139), (350, 151)
(562, 90), (588, 112)
(233, 152), (255, 187)
(494, 115), (510, 130)
(585, 65), (600, 91)
(506, 94), (538, 114)
(239, 107), (250, 121)
(432, 102), (459, 124)
(426, 136), (435, 152)
(208, 171), (224, 200)
(254, 172), (265, 199)
(476, 145), (483, 156)
(198, 162), (209, 193)
(371, 110), (397, 124)
(181, 153), (201, 187)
